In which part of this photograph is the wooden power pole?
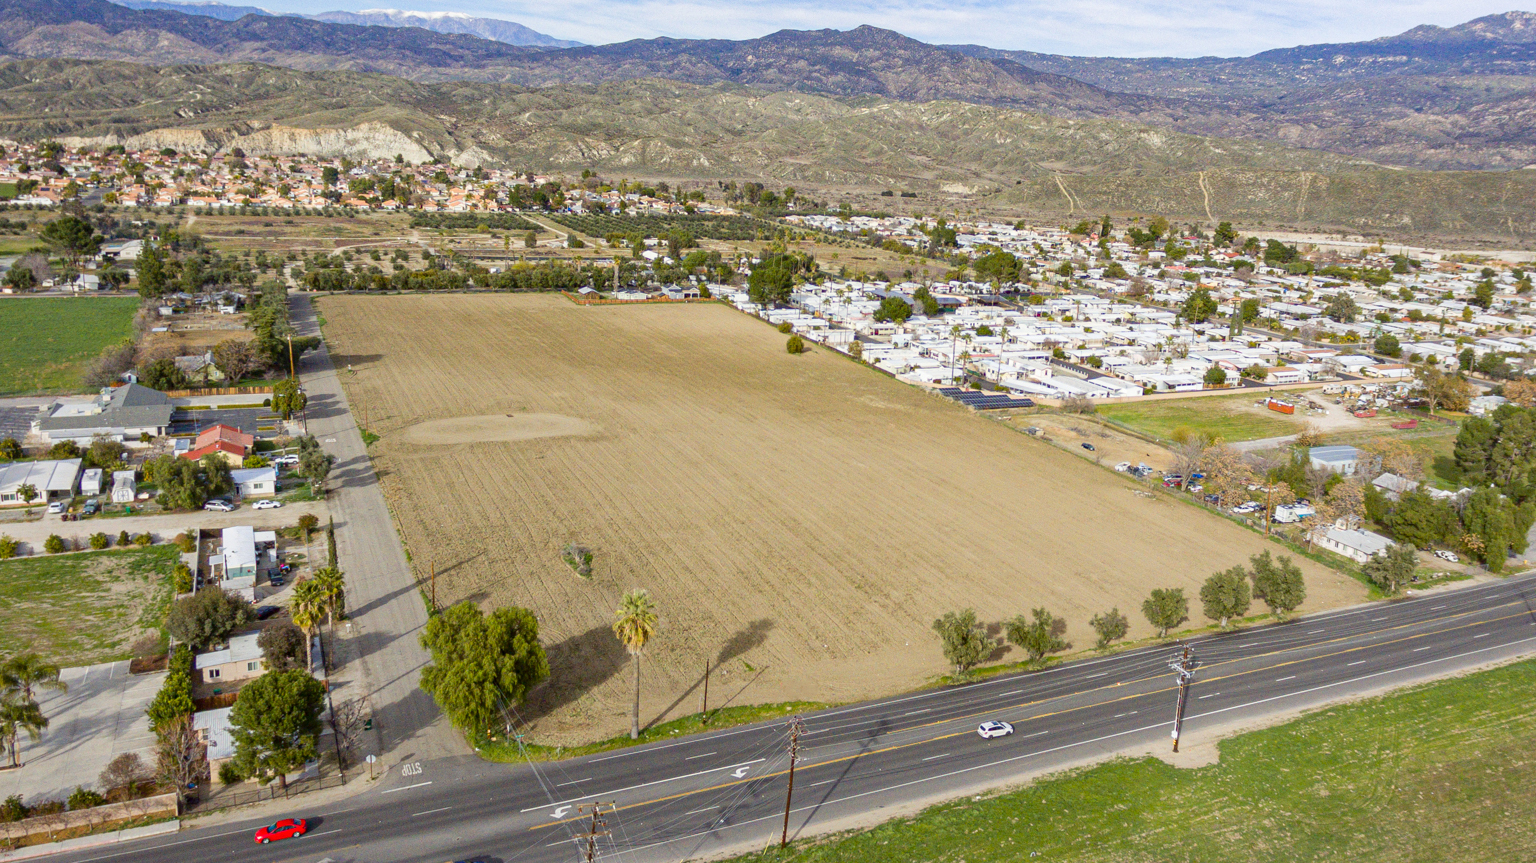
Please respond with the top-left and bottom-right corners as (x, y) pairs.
(1168, 645), (1197, 752)
(701, 658), (710, 723)
(575, 802), (613, 863)
(780, 715), (805, 848)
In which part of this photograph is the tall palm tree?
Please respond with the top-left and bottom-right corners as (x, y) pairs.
(310, 567), (347, 627)
(1, 654), (65, 703)
(290, 579), (327, 672)
(0, 697), (46, 767)
(612, 589), (658, 740)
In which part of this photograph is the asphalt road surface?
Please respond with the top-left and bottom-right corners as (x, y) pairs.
(55, 572), (1536, 863)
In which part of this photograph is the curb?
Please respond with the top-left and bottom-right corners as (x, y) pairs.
(0, 820), (179, 861)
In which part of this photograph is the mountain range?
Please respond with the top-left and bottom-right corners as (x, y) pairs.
(108, 0), (582, 47)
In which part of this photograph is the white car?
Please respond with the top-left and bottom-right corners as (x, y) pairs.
(1113, 462), (1132, 472)
(252, 500), (283, 510)
(977, 721), (1014, 739)
(1434, 550), (1459, 563)
(47, 500), (66, 514)
(272, 454), (300, 466)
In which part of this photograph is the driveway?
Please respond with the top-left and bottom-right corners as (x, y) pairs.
(0, 500), (329, 549)
(0, 661), (163, 805)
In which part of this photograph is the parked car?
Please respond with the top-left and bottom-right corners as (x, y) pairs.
(977, 721), (1014, 739)
(255, 605), (280, 620)
(82, 499), (100, 515)
(203, 499), (236, 512)
(1434, 550), (1459, 562)
(47, 500), (67, 514)
(272, 454), (301, 466)
(269, 576), (285, 588)
(254, 818), (307, 844)
(252, 499), (283, 510)
(1113, 462), (1132, 472)
(1081, 443), (1095, 451)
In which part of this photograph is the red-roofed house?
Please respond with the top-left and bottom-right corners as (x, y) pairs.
(181, 424), (255, 466)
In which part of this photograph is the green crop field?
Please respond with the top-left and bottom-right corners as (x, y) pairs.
(727, 658), (1536, 863)
(0, 296), (140, 395)
(0, 545), (178, 666)
(1099, 392), (1303, 443)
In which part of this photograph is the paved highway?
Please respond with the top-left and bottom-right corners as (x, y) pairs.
(52, 571), (1536, 863)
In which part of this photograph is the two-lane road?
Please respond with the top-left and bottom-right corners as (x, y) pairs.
(57, 573), (1536, 863)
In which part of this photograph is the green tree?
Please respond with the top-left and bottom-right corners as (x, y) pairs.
(136, 241), (167, 298)
(89, 532), (109, 550)
(1323, 294), (1359, 323)
(311, 566), (346, 625)
(419, 603), (549, 736)
(1248, 551), (1307, 619)
(1089, 608), (1129, 649)
(972, 250), (1021, 285)
(0, 535), (16, 559)
(229, 670), (326, 789)
(1474, 279), (1495, 309)
(16, 483), (37, 505)
(297, 513), (320, 542)
(1180, 287), (1217, 323)
(747, 255), (798, 307)
(144, 648), (194, 729)
(1240, 298), (1261, 322)
(0, 438), (20, 460)
(1203, 366), (1228, 386)
(4, 265), (36, 292)
(1004, 607), (1068, 663)
(613, 589), (658, 740)
(271, 378), (307, 421)
(1214, 221), (1238, 246)
(257, 622), (307, 672)
(1386, 490), (1456, 549)
(164, 587), (253, 650)
(1374, 333), (1402, 358)
(0, 698), (46, 768)
(932, 609), (991, 677)
(1362, 543), (1419, 595)
(39, 215), (99, 269)
(1199, 566), (1252, 629)
(1, 654), (65, 703)
(138, 357), (188, 392)
(290, 578), (326, 671)
(873, 296), (913, 324)
(786, 334), (806, 354)
(1141, 588), (1188, 637)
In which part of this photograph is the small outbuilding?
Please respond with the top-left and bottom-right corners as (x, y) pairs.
(1309, 445), (1360, 476)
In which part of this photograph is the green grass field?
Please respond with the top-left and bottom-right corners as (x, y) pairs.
(0, 296), (140, 395)
(1099, 393), (1303, 443)
(0, 545), (178, 666)
(726, 658), (1536, 863)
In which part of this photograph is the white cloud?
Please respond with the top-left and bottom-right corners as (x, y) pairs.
(251, 0), (1525, 56)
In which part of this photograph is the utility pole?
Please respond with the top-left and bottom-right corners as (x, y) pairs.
(1167, 644), (1197, 753)
(575, 801), (613, 863)
(286, 333), (296, 379)
(780, 715), (805, 849)
(429, 559), (437, 611)
(701, 658), (710, 724)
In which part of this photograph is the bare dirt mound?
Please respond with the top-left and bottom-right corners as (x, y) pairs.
(399, 413), (598, 446)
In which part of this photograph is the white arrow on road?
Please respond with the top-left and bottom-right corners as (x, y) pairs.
(551, 805), (572, 819)
(731, 766), (751, 778)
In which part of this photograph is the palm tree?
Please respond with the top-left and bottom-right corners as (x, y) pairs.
(290, 579), (327, 672)
(612, 589), (658, 740)
(0, 697), (46, 767)
(310, 567), (347, 627)
(1, 654), (65, 703)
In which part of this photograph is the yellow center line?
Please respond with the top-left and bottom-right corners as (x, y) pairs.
(530, 598), (1531, 830)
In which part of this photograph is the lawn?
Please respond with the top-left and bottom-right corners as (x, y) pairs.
(0, 545), (179, 666)
(728, 658), (1536, 863)
(1099, 392), (1303, 443)
(0, 296), (141, 395)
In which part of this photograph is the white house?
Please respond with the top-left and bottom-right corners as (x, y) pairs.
(0, 459), (81, 507)
(1315, 526), (1393, 563)
(1309, 445), (1360, 476)
(231, 466), (277, 498)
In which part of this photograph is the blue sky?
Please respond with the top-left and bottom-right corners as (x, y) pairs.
(244, 1), (1525, 56)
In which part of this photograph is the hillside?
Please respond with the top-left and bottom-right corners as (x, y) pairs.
(10, 59), (1536, 242)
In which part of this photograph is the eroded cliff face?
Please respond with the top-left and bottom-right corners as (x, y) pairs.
(61, 122), (439, 163)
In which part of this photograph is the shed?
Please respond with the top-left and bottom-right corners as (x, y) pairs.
(80, 468), (103, 497)
(1309, 445), (1361, 476)
(110, 470), (136, 503)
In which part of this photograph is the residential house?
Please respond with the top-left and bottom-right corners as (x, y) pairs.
(35, 383), (173, 444)
(1315, 526), (1393, 563)
(193, 706), (236, 770)
(182, 423), (254, 467)
(0, 459), (81, 507)
(1309, 445), (1361, 476)
(231, 466), (277, 498)
(194, 631), (265, 685)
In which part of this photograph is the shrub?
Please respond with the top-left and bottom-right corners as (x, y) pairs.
(134, 533), (152, 547)
(173, 532), (196, 553)
(43, 534), (64, 554)
(218, 762), (245, 785)
(786, 334), (806, 354)
(0, 534), (16, 559)
(0, 794), (26, 822)
(173, 562), (193, 594)
(297, 514), (319, 542)
(89, 532), (109, 550)
(777, 321), (793, 334)
(28, 799), (64, 816)
(118, 530), (131, 547)
(68, 787), (106, 810)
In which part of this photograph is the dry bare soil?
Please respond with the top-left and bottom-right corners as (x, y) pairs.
(322, 295), (1367, 742)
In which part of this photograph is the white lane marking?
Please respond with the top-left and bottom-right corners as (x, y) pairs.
(381, 781), (432, 794)
(1308, 630), (1324, 634)
(411, 806), (452, 817)
(1372, 616), (1388, 621)
(1413, 646), (1433, 652)
(807, 779), (838, 787)
(1113, 711), (1137, 717)
(903, 709), (930, 716)
(686, 805), (720, 815)
(1348, 660), (1368, 666)
(556, 777), (589, 786)
(550, 805), (572, 819)
(1085, 672), (1108, 679)
(307, 829), (342, 838)
(522, 759), (767, 812)
(684, 752), (717, 760)
(921, 753), (948, 761)
(1276, 676), (1296, 682)
(1431, 605), (1447, 610)
(1198, 693), (1218, 699)
(732, 765), (751, 778)
(1026, 730), (1049, 738)
(1475, 633), (1491, 638)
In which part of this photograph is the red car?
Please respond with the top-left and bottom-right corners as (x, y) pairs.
(254, 818), (308, 843)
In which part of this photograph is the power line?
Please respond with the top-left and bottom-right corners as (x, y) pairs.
(575, 801), (615, 863)
(1167, 644), (1198, 753)
(780, 715), (805, 849)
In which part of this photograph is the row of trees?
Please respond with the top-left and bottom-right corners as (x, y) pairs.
(930, 553), (1308, 676)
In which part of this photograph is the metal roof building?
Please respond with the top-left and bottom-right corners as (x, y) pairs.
(0, 458), (81, 506)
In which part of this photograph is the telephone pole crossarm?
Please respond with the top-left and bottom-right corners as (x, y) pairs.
(780, 715), (806, 849)
(1167, 645), (1197, 753)
(574, 801), (615, 863)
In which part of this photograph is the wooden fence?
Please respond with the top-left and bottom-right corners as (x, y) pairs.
(0, 794), (178, 844)
(161, 385), (274, 398)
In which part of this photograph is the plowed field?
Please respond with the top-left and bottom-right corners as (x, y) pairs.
(322, 294), (1366, 743)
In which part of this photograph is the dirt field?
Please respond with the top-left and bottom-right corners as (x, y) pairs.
(322, 295), (1368, 743)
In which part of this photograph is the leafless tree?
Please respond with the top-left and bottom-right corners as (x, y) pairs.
(100, 752), (148, 800)
(328, 698), (367, 771)
(154, 716), (204, 809)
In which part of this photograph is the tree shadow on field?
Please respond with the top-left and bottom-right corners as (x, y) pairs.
(519, 626), (629, 724)
(984, 621), (1010, 663)
(717, 619), (774, 666)
(330, 352), (384, 370)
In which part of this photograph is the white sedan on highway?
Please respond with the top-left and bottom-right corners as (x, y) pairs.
(977, 721), (1014, 739)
